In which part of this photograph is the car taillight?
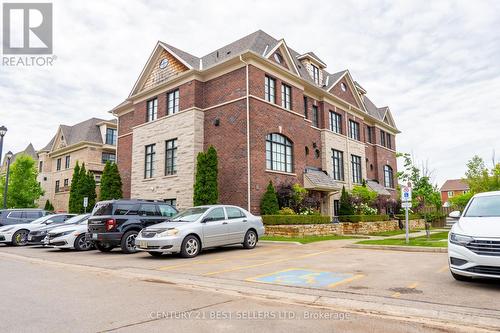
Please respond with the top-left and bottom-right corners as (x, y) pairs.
(105, 219), (116, 231)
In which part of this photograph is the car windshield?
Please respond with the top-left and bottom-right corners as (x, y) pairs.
(30, 215), (56, 224)
(171, 207), (209, 222)
(464, 195), (500, 217)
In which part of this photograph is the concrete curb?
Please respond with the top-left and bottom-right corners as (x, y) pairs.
(344, 244), (448, 253)
(259, 240), (303, 245)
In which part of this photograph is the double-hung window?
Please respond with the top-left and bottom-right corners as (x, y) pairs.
(265, 76), (276, 103)
(329, 111), (342, 134)
(167, 89), (180, 115)
(312, 105), (319, 127)
(281, 84), (291, 110)
(106, 128), (117, 145)
(332, 149), (344, 181)
(146, 98), (158, 122)
(65, 156), (70, 169)
(351, 155), (362, 184)
(349, 120), (360, 140)
(312, 64), (320, 85)
(144, 144), (156, 179)
(384, 165), (394, 188)
(165, 139), (177, 176)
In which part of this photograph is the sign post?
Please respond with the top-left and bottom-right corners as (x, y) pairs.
(401, 184), (412, 244)
(83, 197), (88, 213)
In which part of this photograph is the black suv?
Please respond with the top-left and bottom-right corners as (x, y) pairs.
(87, 199), (178, 254)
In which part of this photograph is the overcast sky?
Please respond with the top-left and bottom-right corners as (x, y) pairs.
(1, 0), (499, 186)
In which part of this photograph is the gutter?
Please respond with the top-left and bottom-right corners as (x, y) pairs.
(240, 55), (251, 212)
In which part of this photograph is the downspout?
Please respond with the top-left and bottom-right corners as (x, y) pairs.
(240, 55), (251, 211)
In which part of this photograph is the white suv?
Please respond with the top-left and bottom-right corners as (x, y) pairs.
(448, 191), (500, 281)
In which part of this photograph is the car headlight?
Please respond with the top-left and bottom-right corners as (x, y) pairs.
(450, 233), (474, 246)
(61, 230), (76, 236)
(157, 228), (179, 237)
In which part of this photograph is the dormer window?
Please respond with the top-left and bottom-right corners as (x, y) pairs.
(312, 64), (320, 85)
(106, 128), (117, 145)
(273, 52), (283, 64)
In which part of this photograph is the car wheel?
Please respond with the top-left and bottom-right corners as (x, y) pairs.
(451, 271), (473, 282)
(95, 242), (114, 252)
(242, 230), (257, 249)
(180, 235), (200, 258)
(121, 231), (138, 254)
(74, 234), (93, 251)
(12, 229), (29, 246)
(148, 251), (164, 257)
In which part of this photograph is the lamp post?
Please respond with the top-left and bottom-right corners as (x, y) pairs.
(3, 151), (13, 209)
(0, 126), (7, 165)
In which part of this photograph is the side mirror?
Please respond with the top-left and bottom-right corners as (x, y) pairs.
(449, 211), (461, 219)
(201, 217), (211, 223)
(44, 219), (54, 225)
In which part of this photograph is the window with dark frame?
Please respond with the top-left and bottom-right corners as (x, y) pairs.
(264, 75), (276, 103)
(386, 133), (392, 149)
(281, 84), (292, 110)
(63, 178), (69, 188)
(102, 152), (116, 164)
(146, 98), (158, 122)
(266, 133), (293, 173)
(165, 139), (177, 176)
(332, 149), (344, 181)
(56, 158), (61, 171)
(39, 161), (43, 172)
(367, 126), (373, 143)
(303, 96), (308, 118)
(312, 64), (320, 85)
(55, 180), (60, 193)
(329, 111), (342, 134)
(65, 155), (70, 169)
(351, 155), (362, 184)
(106, 128), (117, 145)
(312, 105), (319, 127)
(167, 89), (180, 115)
(349, 120), (360, 140)
(384, 165), (394, 188)
(144, 144), (156, 179)
(380, 129), (386, 147)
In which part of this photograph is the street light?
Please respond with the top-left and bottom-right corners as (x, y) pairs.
(3, 151), (13, 209)
(0, 125), (7, 165)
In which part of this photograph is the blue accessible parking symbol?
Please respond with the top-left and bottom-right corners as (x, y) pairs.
(247, 269), (362, 288)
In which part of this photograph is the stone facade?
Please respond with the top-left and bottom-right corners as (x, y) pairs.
(264, 219), (426, 237)
(130, 109), (204, 210)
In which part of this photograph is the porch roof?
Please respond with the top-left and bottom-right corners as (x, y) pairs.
(304, 170), (343, 192)
(366, 180), (392, 196)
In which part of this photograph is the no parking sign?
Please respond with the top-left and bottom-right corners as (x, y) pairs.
(401, 186), (412, 202)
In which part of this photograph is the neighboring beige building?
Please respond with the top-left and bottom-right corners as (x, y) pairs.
(37, 118), (117, 211)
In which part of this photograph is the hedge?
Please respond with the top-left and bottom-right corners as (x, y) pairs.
(338, 215), (390, 222)
(262, 215), (332, 225)
(394, 213), (422, 220)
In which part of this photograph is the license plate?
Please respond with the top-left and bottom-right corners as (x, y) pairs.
(92, 233), (98, 240)
(139, 241), (148, 248)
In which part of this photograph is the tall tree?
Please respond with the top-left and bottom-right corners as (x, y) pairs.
(338, 186), (354, 215)
(193, 146), (219, 206)
(260, 181), (279, 215)
(68, 162), (81, 213)
(100, 162), (123, 201)
(0, 155), (43, 208)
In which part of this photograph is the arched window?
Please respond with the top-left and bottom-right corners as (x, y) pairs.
(384, 165), (394, 188)
(266, 133), (293, 173)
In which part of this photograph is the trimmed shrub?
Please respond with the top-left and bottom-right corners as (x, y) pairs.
(338, 215), (390, 222)
(260, 181), (279, 215)
(262, 215), (331, 225)
(394, 213), (422, 220)
(278, 207), (295, 215)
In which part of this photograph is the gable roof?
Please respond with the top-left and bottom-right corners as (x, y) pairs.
(41, 118), (115, 153)
(297, 51), (327, 68)
(2, 143), (38, 168)
(440, 179), (470, 192)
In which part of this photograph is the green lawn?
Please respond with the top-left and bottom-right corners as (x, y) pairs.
(357, 231), (449, 248)
(369, 229), (422, 237)
(261, 235), (358, 244)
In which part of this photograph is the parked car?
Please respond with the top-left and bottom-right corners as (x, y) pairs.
(87, 199), (178, 254)
(448, 191), (500, 281)
(44, 214), (93, 251)
(135, 205), (265, 258)
(0, 209), (51, 226)
(28, 214), (88, 245)
(0, 214), (74, 246)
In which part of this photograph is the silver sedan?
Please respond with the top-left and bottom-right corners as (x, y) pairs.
(135, 205), (265, 258)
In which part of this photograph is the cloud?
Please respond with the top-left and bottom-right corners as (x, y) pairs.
(1, 0), (499, 186)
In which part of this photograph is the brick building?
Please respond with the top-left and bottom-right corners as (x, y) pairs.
(440, 179), (470, 207)
(36, 118), (117, 211)
(112, 30), (399, 216)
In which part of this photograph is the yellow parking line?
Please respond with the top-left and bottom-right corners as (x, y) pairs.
(203, 250), (335, 276)
(392, 282), (418, 298)
(327, 274), (364, 288)
(437, 265), (449, 273)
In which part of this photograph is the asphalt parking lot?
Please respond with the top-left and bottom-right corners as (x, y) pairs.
(1, 240), (499, 331)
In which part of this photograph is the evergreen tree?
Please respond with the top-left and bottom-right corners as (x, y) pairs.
(260, 181), (279, 215)
(44, 200), (54, 211)
(110, 163), (123, 199)
(338, 186), (354, 215)
(193, 146), (219, 206)
(99, 161), (111, 200)
(100, 162), (123, 201)
(68, 162), (81, 213)
(84, 170), (97, 212)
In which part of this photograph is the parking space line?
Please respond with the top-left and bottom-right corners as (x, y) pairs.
(156, 247), (285, 271)
(327, 274), (364, 288)
(203, 249), (335, 276)
(392, 282), (419, 298)
(437, 265), (449, 273)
